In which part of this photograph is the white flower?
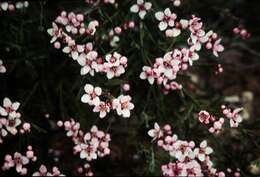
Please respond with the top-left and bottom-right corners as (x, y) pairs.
(155, 8), (177, 31)
(0, 98), (20, 118)
(77, 51), (99, 76)
(81, 84), (102, 106)
(194, 140), (213, 162)
(0, 59), (7, 73)
(148, 122), (163, 141)
(112, 95), (134, 118)
(5, 118), (22, 135)
(140, 66), (156, 84)
(130, 0), (152, 19)
(80, 144), (98, 161)
(47, 23), (62, 43)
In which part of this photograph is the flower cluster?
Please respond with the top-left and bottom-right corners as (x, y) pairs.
(148, 123), (226, 177)
(33, 165), (64, 176)
(140, 48), (199, 93)
(221, 105), (243, 128)
(0, 98), (31, 143)
(198, 105), (243, 134)
(0, 1), (29, 12)
(57, 119), (111, 162)
(155, 8), (188, 37)
(81, 84), (134, 118)
(2, 146), (37, 175)
(130, 0), (152, 19)
(48, 12), (130, 80)
(141, 14), (224, 93)
(0, 59), (6, 73)
(233, 27), (251, 39)
(188, 16), (224, 57)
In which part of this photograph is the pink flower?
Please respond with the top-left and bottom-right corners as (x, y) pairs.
(62, 40), (84, 60)
(0, 59), (7, 73)
(77, 51), (99, 76)
(205, 31), (224, 57)
(33, 165), (52, 176)
(112, 95), (134, 118)
(81, 84), (102, 106)
(13, 152), (29, 174)
(198, 111), (211, 124)
(93, 101), (111, 118)
(140, 66), (157, 84)
(222, 106), (243, 128)
(155, 8), (177, 31)
(103, 52), (127, 79)
(148, 123), (163, 141)
(130, 0), (152, 19)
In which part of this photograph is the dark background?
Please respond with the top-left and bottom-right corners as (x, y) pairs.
(0, 0), (260, 176)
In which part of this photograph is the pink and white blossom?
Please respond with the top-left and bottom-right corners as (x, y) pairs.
(130, 0), (152, 19)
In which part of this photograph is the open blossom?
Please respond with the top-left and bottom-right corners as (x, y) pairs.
(140, 66), (157, 84)
(77, 51), (99, 76)
(0, 97), (20, 119)
(47, 22), (63, 43)
(194, 140), (213, 162)
(33, 165), (64, 176)
(130, 0), (152, 19)
(155, 8), (177, 31)
(62, 40), (85, 60)
(5, 118), (22, 135)
(103, 52), (128, 79)
(0, 59), (7, 73)
(93, 101), (111, 118)
(112, 95), (134, 118)
(81, 84), (102, 106)
(148, 122), (163, 141)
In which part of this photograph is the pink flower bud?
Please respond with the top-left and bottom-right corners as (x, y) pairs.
(114, 27), (122, 34)
(57, 121), (63, 127)
(23, 123), (31, 131)
(76, 14), (84, 22)
(122, 84), (130, 92)
(173, 0), (181, 7)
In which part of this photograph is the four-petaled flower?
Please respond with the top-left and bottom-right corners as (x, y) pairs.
(130, 0), (152, 19)
(81, 84), (102, 106)
(155, 8), (177, 31)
